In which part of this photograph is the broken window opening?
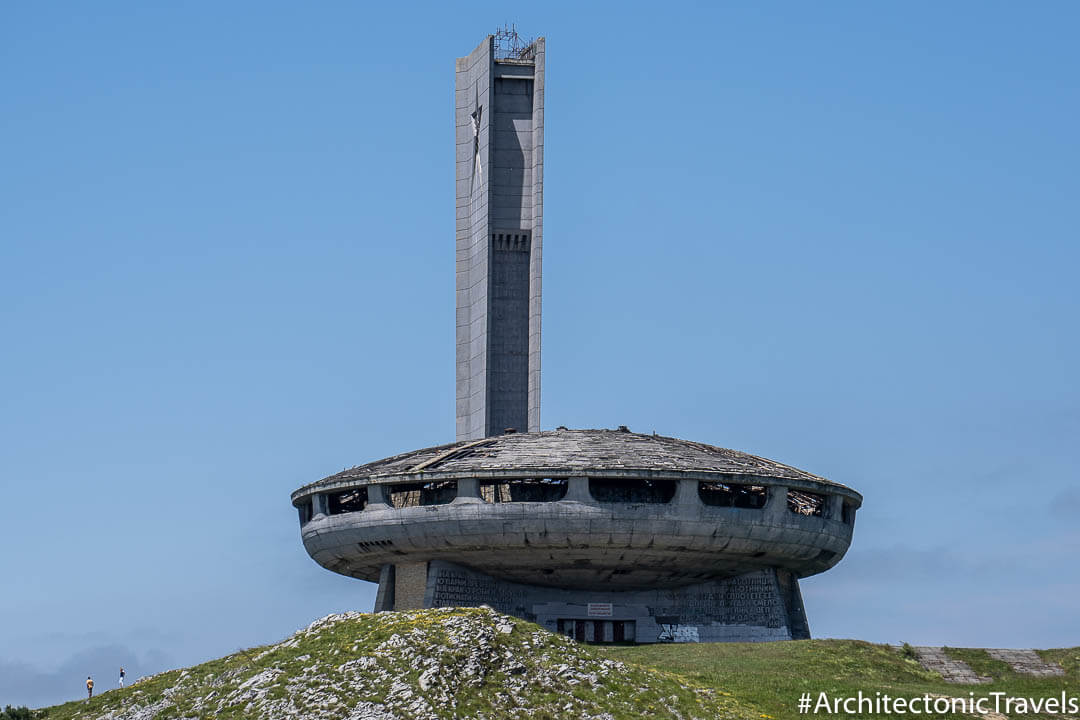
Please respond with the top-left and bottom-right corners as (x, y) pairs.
(698, 482), (768, 509)
(588, 478), (676, 504)
(327, 487), (368, 515)
(390, 481), (458, 508)
(787, 489), (827, 517)
(297, 499), (313, 526)
(842, 502), (856, 525)
(480, 477), (568, 503)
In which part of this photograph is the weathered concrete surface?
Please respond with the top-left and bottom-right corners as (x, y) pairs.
(297, 428), (858, 490)
(290, 33), (862, 645)
(912, 647), (1067, 683)
(393, 562), (429, 611)
(455, 36), (544, 441)
(397, 560), (809, 643)
(986, 649), (1065, 677)
(293, 429), (860, 593)
(913, 647), (991, 684)
(301, 483), (855, 588)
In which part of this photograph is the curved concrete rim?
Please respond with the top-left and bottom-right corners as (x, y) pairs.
(291, 428), (862, 504)
(292, 469), (862, 506)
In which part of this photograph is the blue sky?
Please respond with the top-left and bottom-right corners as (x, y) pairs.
(2, 0), (1078, 708)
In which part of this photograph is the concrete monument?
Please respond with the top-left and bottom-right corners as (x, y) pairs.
(291, 29), (862, 643)
(455, 29), (544, 441)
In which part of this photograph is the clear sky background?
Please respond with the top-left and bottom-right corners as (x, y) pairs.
(2, 1), (1078, 708)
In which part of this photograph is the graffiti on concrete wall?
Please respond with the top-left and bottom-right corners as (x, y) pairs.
(657, 622), (700, 643)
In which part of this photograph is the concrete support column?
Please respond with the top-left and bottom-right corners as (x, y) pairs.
(766, 486), (789, 522)
(453, 477), (484, 503)
(373, 564), (395, 612)
(312, 493), (328, 518)
(673, 478), (699, 507)
(775, 568), (811, 639)
(564, 476), (591, 502)
(366, 483), (391, 510)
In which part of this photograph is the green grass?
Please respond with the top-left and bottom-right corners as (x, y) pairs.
(599, 640), (1080, 720)
(36, 612), (1080, 720)
(37, 609), (761, 720)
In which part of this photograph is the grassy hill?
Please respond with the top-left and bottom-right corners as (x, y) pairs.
(602, 641), (1079, 720)
(37, 608), (1079, 720)
(39, 608), (757, 720)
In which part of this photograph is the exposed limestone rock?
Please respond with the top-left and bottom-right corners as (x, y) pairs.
(48, 607), (751, 720)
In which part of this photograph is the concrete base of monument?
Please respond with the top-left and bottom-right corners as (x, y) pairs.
(373, 559), (810, 643)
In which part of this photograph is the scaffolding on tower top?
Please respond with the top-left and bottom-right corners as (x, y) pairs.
(493, 24), (536, 62)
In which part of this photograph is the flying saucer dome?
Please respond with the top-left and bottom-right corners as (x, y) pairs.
(296, 428), (853, 489)
(292, 429), (861, 590)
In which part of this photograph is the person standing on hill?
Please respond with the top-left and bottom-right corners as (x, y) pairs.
(119, 667), (126, 688)
(86, 676), (94, 700)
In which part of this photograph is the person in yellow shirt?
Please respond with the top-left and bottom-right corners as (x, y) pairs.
(86, 676), (94, 700)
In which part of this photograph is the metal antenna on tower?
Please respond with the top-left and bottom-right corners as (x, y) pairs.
(494, 23), (535, 61)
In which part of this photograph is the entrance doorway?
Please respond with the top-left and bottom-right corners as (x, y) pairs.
(555, 619), (636, 644)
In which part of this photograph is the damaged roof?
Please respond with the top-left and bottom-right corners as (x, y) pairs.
(294, 428), (858, 496)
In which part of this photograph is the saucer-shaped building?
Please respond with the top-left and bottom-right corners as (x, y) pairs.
(292, 31), (861, 643)
(293, 428), (861, 642)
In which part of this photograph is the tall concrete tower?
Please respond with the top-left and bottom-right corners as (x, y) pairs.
(455, 30), (545, 441)
(292, 31), (861, 642)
